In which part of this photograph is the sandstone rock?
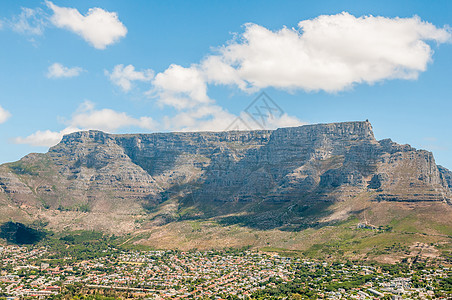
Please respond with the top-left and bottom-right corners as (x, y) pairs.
(0, 121), (450, 231)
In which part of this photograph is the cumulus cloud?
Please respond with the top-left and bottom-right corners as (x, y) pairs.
(13, 127), (80, 147)
(202, 13), (451, 92)
(106, 64), (154, 92)
(9, 7), (47, 35)
(0, 106), (11, 124)
(69, 101), (155, 132)
(14, 101), (156, 147)
(162, 104), (236, 132)
(47, 63), (83, 78)
(151, 64), (211, 110)
(143, 13), (448, 133)
(162, 104), (304, 132)
(46, 1), (127, 49)
(201, 55), (247, 90)
(15, 13), (451, 144)
(250, 112), (304, 129)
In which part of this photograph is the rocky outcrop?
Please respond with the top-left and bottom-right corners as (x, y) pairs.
(0, 121), (450, 228)
(438, 165), (452, 189)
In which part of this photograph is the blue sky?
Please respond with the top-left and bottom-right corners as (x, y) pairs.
(0, 0), (451, 169)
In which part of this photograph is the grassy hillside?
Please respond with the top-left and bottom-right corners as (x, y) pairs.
(126, 193), (452, 264)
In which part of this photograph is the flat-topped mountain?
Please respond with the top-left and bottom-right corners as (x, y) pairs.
(0, 121), (451, 259)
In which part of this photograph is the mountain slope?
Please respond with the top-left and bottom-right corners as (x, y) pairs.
(0, 121), (451, 260)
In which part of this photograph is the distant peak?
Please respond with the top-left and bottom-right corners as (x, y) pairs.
(56, 130), (111, 147)
(273, 121), (375, 142)
(54, 121), (375, 148)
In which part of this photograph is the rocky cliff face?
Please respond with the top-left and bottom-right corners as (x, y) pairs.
(0, 121), (450, 232)
(438, 165), (452, 190)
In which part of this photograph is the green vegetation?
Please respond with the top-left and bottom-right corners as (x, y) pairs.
(0, 221), (46, 244)
(56, 203), (91, 212)
(0, 241), (451, 299)
(8, 161), (39, 176)
(439, 276), (452, 292)
(42, 231), (121, 261)
(73, 296), (119, 300)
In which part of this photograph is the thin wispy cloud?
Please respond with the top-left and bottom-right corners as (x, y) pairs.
(105, 64), (154, 92)
(0, 105), (11, 124)
(47, 63), (84, 78)
(9, 7), (47, 35)
(14, 101), (156, 147)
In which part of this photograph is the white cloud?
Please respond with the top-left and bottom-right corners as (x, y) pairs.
(13, 100), (304, 147)
(13, 127), (80, 147)
(144, 13), (448, 133)
(47, 63), (83, 78)
(162, 104), (236, 132)
(203, 13), (451, 92)
(70, 101), (155, 132)
(46, 1), (127, 49)
(14, 102), (156, 147)
(161, 104), (304, 133)
(201, 55), (247, 90)
(10, 7), (47, 35)
(106, 64), (154, 92)
(151, 64), (211, 110)
(0, 106), (11, 124)
(253, 112), (305, 129)
(15, 13), (451, 145)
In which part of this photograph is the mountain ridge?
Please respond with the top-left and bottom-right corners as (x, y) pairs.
(1, 121), (451, 218)
(0, 121), (451, 260)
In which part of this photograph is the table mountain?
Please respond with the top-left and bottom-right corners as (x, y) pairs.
(0, 121), (451, 255)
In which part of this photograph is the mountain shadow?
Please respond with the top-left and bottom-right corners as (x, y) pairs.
(0, 222), (46, 244)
